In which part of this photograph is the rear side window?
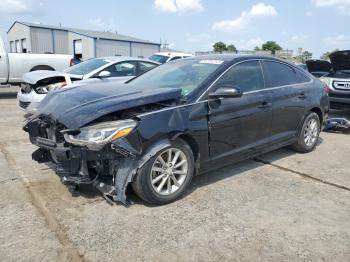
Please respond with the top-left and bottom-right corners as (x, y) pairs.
(212, 60), (264, 93)
(138, 62), (157, 75)
(263, 61), (310, 87)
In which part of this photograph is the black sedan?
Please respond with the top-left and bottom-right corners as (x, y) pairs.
(24, 55), (329, 205)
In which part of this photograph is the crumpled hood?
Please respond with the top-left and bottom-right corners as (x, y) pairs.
(306, 60), (332, 73)
(22, 70), (83, 85)
(329, 50), (350, 71)
(35, 81), (182, 129)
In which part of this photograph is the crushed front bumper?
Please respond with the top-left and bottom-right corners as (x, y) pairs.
(24, 117), (141, 205)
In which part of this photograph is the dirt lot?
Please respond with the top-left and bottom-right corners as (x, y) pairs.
(1, 87), (350, 262)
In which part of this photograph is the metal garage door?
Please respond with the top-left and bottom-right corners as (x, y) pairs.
(131, 43), (159, 58)
(30, 28), (53, 54)
(96, 39), (130, 57)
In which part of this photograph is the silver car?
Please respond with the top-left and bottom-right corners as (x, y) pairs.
(17, 57), (160, 114)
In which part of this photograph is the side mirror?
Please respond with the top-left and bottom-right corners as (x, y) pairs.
(208, 87), (243, 99)
(98, 71), (111, 78)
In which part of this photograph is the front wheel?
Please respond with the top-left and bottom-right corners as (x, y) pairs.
(132, 139), (195, 205)
(292, 112), (320, 153)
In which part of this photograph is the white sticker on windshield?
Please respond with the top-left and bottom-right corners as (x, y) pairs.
(199, 60), (224, 65)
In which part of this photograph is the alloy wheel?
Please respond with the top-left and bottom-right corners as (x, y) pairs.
(150, 148), (188, 196)
(304, 118), (319, 147)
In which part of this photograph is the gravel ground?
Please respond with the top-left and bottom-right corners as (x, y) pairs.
(0, 89), (349, 262)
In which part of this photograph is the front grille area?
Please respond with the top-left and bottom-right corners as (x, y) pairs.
(329, 93), (350, 99)
(333, 81), (350, 91)
(19, 101), (31, 109)
(20, 83), (32, 94)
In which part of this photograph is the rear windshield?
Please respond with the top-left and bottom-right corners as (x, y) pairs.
(64, 59), (109, 75)
(149, 54), (169, 64)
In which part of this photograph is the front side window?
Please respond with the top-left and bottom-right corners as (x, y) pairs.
(212, 60), (264, 93)
(264, 61), (309, 87)
(65, 58), (109, 75)
(129, 59), (222, 96)
(103, 61), (136, 77)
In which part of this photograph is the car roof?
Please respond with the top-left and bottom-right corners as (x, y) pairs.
(186, 54), (288, 63)
(153, 52), (194, 57)
(94, 56), (161, 64)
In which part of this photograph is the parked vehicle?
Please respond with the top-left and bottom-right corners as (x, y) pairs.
(310, 51), (350, 109)
(17, 57), (160, 113)
(296, 63), (307, 71)
(0, 35), (73, 85)
(24, 55), (329, 205)
(149, 52), (193, 64)
(306, 59), (331, 78)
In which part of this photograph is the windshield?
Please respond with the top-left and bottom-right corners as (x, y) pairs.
(149, 54), (169, 64)
(129, 59), (223, 96)
(64, 58), (109, 75)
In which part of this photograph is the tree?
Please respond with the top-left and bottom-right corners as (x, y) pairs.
(302, 51), (312, 62)
(213, 41), (227, 53)
(261, 41), (282, 54)
(226, 44), (237, 53)
(254, 46), (261, 51)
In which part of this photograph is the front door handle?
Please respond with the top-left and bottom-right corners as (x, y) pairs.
(298, 92), (307, 99)
(258, 101), (272, 109)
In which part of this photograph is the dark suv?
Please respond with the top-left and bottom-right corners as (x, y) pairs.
(24, 55), (329, 205)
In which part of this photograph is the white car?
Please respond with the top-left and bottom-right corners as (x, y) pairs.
(17, 57), (160, 114)
(149, 52), (193, 64)
(0, 35), (73, 85)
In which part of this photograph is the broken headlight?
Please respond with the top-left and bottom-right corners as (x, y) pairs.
(63, 120), (137, 150)
(35, 82), (67, 94)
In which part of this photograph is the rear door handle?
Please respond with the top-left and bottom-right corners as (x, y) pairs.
(258, 101), (272, 109)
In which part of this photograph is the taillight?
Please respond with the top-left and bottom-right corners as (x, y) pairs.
(323, 84), (330, 94)
(69, 58), (75, 67)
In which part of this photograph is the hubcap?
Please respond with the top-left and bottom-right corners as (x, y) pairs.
(304, 118), (318, 147)
(150, 148), (188, 196)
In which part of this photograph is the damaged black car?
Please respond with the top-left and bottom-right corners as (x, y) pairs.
(24, 55), (329, 205)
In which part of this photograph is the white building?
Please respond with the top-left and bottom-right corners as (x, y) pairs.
(7, 21), (161, 60)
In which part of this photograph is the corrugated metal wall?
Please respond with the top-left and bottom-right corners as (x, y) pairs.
(96, 39), (130, 57)
(30, 27), (53, 54)
(53, 30), (68, 54)
(131, 43), (159, 58)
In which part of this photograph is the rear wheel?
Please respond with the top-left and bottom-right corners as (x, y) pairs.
(292, 112), (320, 153)
(132, 139), (194, 205)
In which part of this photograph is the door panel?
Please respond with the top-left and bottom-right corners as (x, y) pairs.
(262, 60), (311, 141)
(207, 60), (272, 161)
(209, 92), (272, 160)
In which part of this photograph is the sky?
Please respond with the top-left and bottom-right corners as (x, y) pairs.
(0, 0), (349, 58)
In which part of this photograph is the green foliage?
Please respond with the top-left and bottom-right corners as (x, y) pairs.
(213, 41), (227, 53)
(261, 41), (282, 54)
(226, 44), (237, 53)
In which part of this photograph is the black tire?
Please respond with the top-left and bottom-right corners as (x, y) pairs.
(132, 139), (195, 205)
(292, 112), (320, 153)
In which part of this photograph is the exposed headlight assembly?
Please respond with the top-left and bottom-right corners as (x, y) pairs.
(35, 82), (67, 94)
(63, 120), (137, 150)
